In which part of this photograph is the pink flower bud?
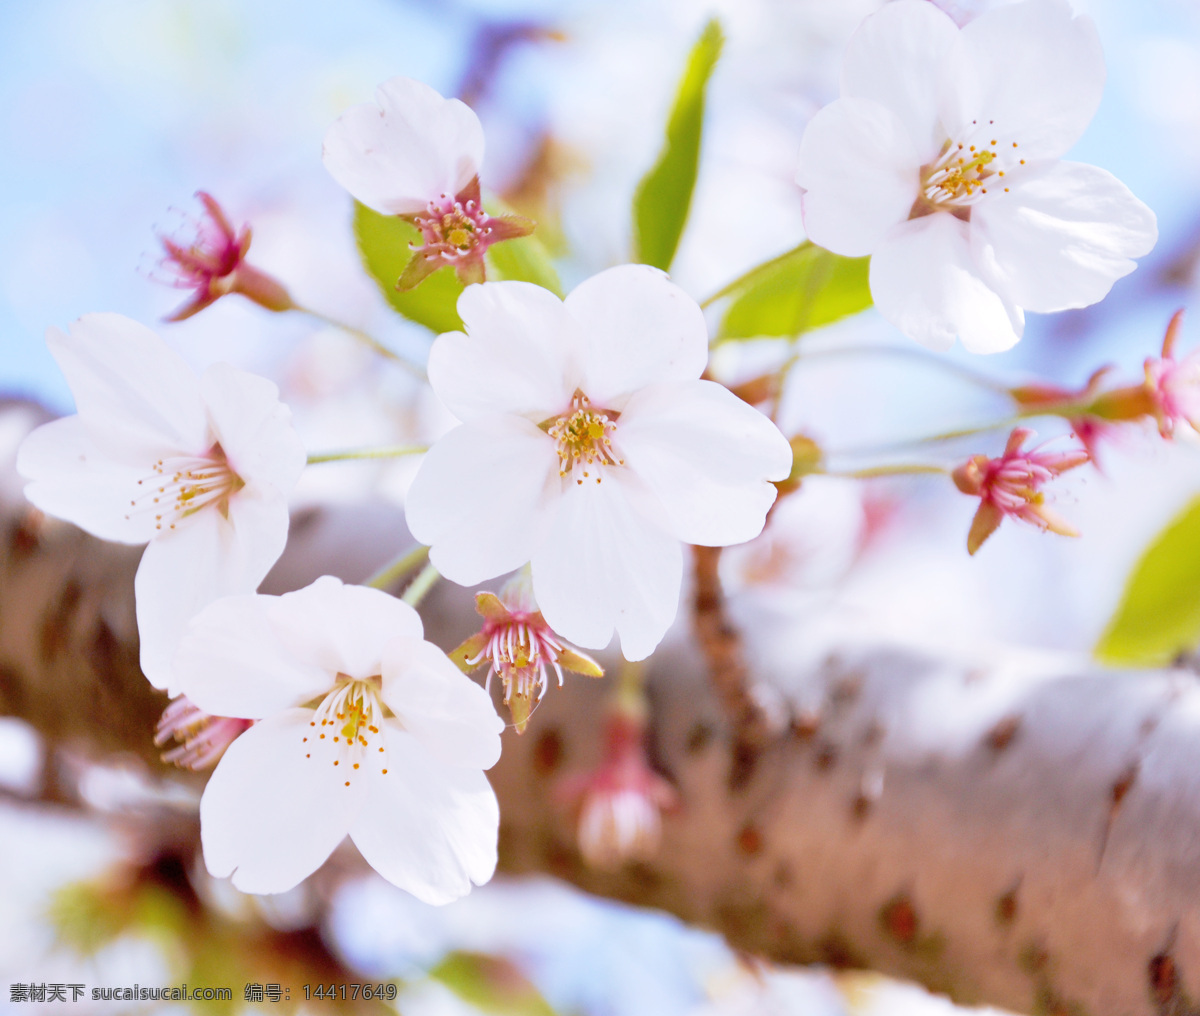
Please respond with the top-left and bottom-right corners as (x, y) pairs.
(157, 192), (293, 321)
(154, 695), (251, 770)
(558, 713), (676, 870)
(1143, 310), (1200, 438)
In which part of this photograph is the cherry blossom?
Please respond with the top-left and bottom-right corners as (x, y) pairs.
(157, 192), (294, 321)
(450, 574), (603, 734)
(322, 76), (531, 289)
(404, 265), (794, 661)
(559, 712), (675, 870)
(16, 313), (305, 691)
(172, 576), (504, 901)
(952, 428), (1089, 554)
(796, 0), (1157, 352)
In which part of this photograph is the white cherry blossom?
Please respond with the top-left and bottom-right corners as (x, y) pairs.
(16, 313), (305, 691)
(172, 576), (504, 901)
(796, 0), (1157, 353)
(405, 265), (793, 661)
(322, 76), (530, 289)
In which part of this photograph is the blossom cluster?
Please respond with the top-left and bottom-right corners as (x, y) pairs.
(13, 0), (1174, 904)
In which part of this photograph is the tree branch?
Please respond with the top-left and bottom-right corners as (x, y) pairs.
(1, 401), (1197, 1016)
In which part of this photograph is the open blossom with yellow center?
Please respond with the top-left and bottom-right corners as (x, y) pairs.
(796, 0), (1157, 353)
(16, 313), (305, 692)
(405, 265), (793, 662)
(172, 576), (504, 901)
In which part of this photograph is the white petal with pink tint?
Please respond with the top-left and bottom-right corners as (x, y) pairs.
(943, 0), (1104, 162)
(201, 709), (368, 894)
(17, 416), (162, 544)
(428, 282), (580, 423)
(797, 98), (921, 258)
(380, 638), (503, 770)
(870, 215), (1023, 354)
(567, 264), (708, 409)
(971, 161), (1158, 314)
(617, 380), (792, 546)
(406, 416), (559, 586)
(531, 473), (683, 662)
(350, 726), (499, 906)
(322, 76), (484, 216)
(840, 0), (960, 162)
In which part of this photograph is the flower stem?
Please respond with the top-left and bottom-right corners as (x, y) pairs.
(792, 343), (1013, 395)
(613, 659), (649, 721)
(819, 463), (949, 480)
(699, 241), (812, 310)
(366, 544), (430, 591)
(291, 304), (427, 380)
(307, 444), (428, 465)
(400, 561), (441, 607)
(827, 417), (1027, 457)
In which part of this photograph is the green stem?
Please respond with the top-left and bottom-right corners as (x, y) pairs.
(400, 561), (441, 608)
(699, 241), (811, 309)
(612, 658), (649, 721)
(819, 463), (949, 480)
(366, 544), (430, 591)
(792, 343), (1013, 396)
(291, 304), (427, 380)
(827, 416), (1027, 458)
(307, 444), (428, 465)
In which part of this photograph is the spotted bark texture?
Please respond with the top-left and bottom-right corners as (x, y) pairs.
(1, 401), (1198, 1016)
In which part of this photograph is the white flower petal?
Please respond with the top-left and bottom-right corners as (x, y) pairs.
(406, 417), (559, 586)
(565, 265), (709, 410)
(840, 0), (960, 163)
(322, 76), (484, 215)
(201, 709), (366, 894)
(429, 282), (581, 423)
(531, 473), (682, 661)
(870, 214), (1023, 354)
(797, 98), (922, 257)
(942, 0), (1104, 161)
(17, 416), (161, 544)
(380, 637), (503, 770)
(267, 576), (426, 682)
(201, 362), (306, 495)
(971, 161), (1158, 314)
(136, 496), (292, 693)
(172, 590), (333, 718)
(351, 725), (499, 905)
(46, 313), (208, 459)
(617, 380), (790, 547)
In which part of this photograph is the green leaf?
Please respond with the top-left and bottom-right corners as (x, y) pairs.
(1096, 495), (1200, 666)
(716, 241), (872, 341)
(429, 952), (558, 1016)
(353, 202), (464, 334)
(632, 18), (724, 271)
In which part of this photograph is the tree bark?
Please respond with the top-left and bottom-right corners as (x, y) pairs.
(1, 402), (1198, 1016)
